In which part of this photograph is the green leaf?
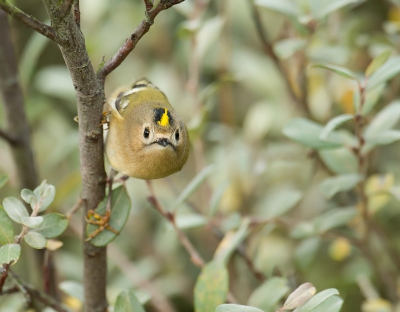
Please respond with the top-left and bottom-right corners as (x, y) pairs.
(255, 0), (300, 17)
(294, 289), (340, 312)
(0, 244), (21, 265)
(366, 51), (392, 77)
(194, 261), (229, 312)
(2, 197), (28, 224)
(365, 130), (400, 147)
(255, 187), (302, 218)
(367, 56), (400, 90)
(290, 222), (316, 239)
(0, 207), (14, 245)
(195, 17), (225, 60)
(0, 175), (9, 189)
(86, 185), (131, 247)
(172, 165), (215, 211)
(364, 102), (400, 139)
(24, 231), (47, 249)
(313, 207), (357, 233)
(319, 114), (353, 141)
(21, 189), (37, 206)
(308, 295), (343, 312)
(59, 281), (84, 303)
(310, 63), (359, 81)
(216, 304), (263, 312)
(282, 282), (317, 310)
(295, 237), (321, 270)
(34, 180), (56, 212)
(175, 213), (207, 230)
(114, 289), (146, 312)
(35, 213), (69, 238)
(273, 38), (307, 59)
(209, 182), (229, 217)
(21, 216), (44, 228)
(283, 118), (342, 150)
(319, 148), (358, 174)
(214, 219), (250, 264)
(362, 83), (386, 115)
(247, 277), (289, 311)
(310, 0), (361, 20)
(319, 174), (362, 198)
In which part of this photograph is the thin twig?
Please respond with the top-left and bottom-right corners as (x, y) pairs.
(247, 0), (309, 114)
(66, 198), (83, 219)
(8, 271), (69, 312)
(0, 264), (9, 293)
(146, 180), (205, 267)
(0, 0), (62, 43)
(97, 0), (185, 81)
(0, 128), (18, 145)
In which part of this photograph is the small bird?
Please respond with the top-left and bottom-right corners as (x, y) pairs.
(105, 79), (190, 180)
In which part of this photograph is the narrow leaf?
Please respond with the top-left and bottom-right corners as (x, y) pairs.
(367, 56), (400, 90)
(86, 185), (131, 247)
(364, 101), (400, 138)
(248, 277), (289, 311)
(310, 0), (361, 20)
(319, 174), (362, 198)
(309, 295), (343, 312)
(365, 130), (400, 147)
(313, 207), (358, 233)
(0, 206), (14, 245)
(21, 216), (44, 228)
(2, 197), (28, 224)
(274, 38), (307, 60)
(172, 165), (215, 211)
(35, 213), (69, 238)
(319, 114), (353, 141)
(209, 182), (229, 217)
(0, 175), (9, 189)
(195, 17), (224, 60)
(294, 289), (340, 312)
(295, 237), (321, 270)
(255, 0), (300, 17)
(255, 187), (302, 218)
(366, 50), (392, 77)
(283, 282), (317, 310)
(114, 289), (146, 312)
(214, 218), (250, 264)
(283, 118), (342, 150)
(175, 213), (207, 230)
(310, 63), (358, 81)
(319, 148), (358, 174)
(0, 244), (21, 265)
(24, 231), (47, 249)
(216, 304), (263, 312)
(194, 261), (229, 312)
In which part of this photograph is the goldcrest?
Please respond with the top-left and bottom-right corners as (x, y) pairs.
(105, 79), (189, 180)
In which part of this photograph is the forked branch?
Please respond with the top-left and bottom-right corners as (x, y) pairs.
(0, 0), (62, 43)
(97, 0), (185, 81)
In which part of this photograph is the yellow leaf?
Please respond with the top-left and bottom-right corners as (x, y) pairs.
(329, 238), (351, 261)
(63, 296), (82, 311)
(365, 174), (394, 214)
(362, 298), (392, 312)
(46, 239), (63, 251)
(339, 88), (355, 114)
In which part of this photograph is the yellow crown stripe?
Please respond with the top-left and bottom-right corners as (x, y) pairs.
(158, 109), (169, 126)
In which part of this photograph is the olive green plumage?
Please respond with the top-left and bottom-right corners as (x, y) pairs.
(105, 79), (189, 179)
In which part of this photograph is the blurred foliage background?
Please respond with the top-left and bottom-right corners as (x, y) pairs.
(1, 0), (400, 311)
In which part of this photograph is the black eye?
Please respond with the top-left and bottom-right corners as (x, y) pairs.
(175, 129), (180, 141)
(143, 128), (150, 138)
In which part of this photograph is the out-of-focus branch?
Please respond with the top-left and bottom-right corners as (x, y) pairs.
(0, 1), (62, 43)
(248, 0), (310, 115)
(97, 0), (185, 81)
(0, 128), (18, 144)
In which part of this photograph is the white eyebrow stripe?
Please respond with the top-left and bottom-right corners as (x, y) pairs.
(123, 86), (149, 96)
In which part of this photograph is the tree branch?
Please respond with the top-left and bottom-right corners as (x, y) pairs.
(0, 128), (18, 145)
(58, 0), (74, 19)
(0, 0), (62, 43)
(97, 0), (185, 81)
(248, 0), (310, 115)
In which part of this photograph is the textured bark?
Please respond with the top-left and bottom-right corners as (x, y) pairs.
(40, 1), (108, 311)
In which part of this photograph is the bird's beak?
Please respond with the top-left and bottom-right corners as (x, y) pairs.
(157, 138), (169, 147)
